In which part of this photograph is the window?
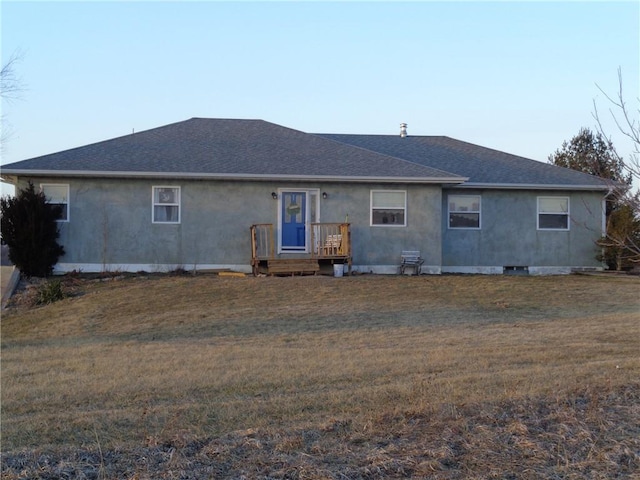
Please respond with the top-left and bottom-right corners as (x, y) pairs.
(449, 195), (480, 229)
(41, 184), (69, 221)
(538, 197), (569, 230)
(153, 186), (180, 223)
(371, 190), (406, 226)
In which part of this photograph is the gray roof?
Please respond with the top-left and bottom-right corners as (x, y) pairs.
(0, 118), (463, 184)
(1, 118), (610, 190)
(318, 134), (609, 190)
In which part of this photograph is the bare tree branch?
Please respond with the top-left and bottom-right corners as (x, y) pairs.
(593, 67), (640, 181)
(0, 49), (26, 152)
(592, 69), (640, 268)
(0, 50), (25, 102)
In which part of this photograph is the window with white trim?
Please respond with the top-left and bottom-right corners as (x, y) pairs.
(538, 196), (569, 230)
(41, 184), (69, 222)
(448, 195), (481, 229)
(153, 186), (180, 223)
(371, 190), (406, 226)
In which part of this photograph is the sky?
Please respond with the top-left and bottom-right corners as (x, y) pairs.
(1, 1), (639, 197)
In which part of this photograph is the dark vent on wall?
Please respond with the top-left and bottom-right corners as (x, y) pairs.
(503, 266), (529, 276)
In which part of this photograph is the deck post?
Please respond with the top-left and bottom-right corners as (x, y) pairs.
(251, 223), (351, 276)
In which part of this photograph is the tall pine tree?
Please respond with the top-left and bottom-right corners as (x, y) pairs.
(549, 128), (636, 270)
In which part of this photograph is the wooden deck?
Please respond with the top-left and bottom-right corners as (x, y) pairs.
(267, 259), (320, 276)
(250, 223), (351, 276)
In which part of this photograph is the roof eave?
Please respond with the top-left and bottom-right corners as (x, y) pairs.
(450, 182), (610, 191)
(0, 169), (468, 185)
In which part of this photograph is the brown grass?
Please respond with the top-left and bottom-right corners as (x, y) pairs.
(1, 273), (639, 478)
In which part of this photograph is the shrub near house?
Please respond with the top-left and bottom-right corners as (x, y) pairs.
(0, 181), (65, 277)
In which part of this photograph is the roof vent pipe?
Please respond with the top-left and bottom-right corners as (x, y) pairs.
(400, 123), (408, 138)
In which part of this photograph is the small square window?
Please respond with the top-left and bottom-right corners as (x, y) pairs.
(371, 190), (406, 226)
(449, 195), (481, 229)
(41, 184), (69, 222)
(153, 186), (180, 223)
(538, 197), (569, 230)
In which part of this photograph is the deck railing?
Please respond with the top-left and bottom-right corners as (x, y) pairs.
(310, 223), (351, 258)
(250, 223), (351, 274)
(250, 223), (275, 261)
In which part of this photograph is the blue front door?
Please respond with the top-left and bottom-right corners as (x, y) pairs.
(281, 192), (306, 250)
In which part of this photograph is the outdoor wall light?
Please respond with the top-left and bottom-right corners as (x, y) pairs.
(322, 192), (328, 199)
(271, 192), (278, 199)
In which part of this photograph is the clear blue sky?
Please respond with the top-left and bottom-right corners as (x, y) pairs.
(1, 1), (638, 196)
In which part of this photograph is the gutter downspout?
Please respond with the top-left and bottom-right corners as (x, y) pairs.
(600, 186), (617, 270)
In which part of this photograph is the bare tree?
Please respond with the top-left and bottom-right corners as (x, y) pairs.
(0, 51), (24, 100)
(0, 50), (25, 151)
(594, 68), (640, 183)
(593, 68), (640, 266)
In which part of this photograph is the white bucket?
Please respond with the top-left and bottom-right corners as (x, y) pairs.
(333, 264), (344, 277)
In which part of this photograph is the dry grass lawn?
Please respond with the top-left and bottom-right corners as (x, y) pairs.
(1, 272), (639, 479)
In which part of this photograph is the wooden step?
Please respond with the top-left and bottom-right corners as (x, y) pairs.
(267, 259), (319, 275)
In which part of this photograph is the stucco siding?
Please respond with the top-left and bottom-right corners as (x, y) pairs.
(13, 177), (605, 274)
(336, 184), (441, 270)
(441, 189), (605, 270)
(16, 178), (443, 273)
(18, 178), (274, 270)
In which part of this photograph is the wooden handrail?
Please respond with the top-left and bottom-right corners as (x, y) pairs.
(250, 224), (275, 260)
(311, 223), (351, 257)
(251, 223), (351, 275)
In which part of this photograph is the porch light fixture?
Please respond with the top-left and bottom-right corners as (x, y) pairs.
(271, 192), (278, 199)
(322, 192), (328, 199)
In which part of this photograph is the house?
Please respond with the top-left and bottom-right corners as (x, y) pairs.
(0, 118), (610, 275)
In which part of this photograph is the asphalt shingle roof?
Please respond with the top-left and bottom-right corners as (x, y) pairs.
(318, 134), (609, 189)
(1, 118), (610, 189)
(1, 118), (462, 182)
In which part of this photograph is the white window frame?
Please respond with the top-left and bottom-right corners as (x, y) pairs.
(370, 190), (407, 227)
(448, 194), (481, 229)
(537, 196), (570, 231)
(152, 186), (181, 224)
(41, 183), (69, 222)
